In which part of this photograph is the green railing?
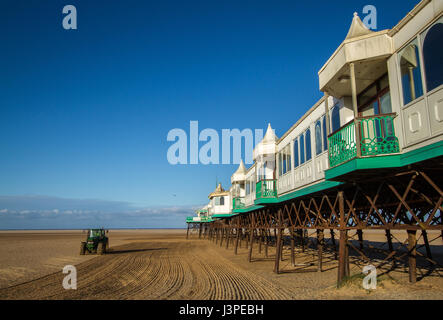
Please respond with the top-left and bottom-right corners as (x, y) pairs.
(328, 114), (400, 168)
(186, 216), (212, 223)
(232, 197), (246, 210)
(256, 179), (277, 199)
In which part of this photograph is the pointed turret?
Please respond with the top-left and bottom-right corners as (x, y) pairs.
(345, 12), (373, 40)
(208, 183), (229, 199)
(231, 160), (247, 183)
(253, 123), (278, 160)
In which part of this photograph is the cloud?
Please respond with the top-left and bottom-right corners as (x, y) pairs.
(0, 195), (201, 229)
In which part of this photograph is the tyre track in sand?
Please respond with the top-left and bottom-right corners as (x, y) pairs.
(0, 239), (292, 300)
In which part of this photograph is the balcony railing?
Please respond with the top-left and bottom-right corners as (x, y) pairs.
(328, 113), (400, 168)
(256, 179), (277, 199)
(232, 197), (246, 210)
(186, 216), (212, 223)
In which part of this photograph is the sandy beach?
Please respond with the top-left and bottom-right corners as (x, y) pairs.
(0, 229), (442, 300)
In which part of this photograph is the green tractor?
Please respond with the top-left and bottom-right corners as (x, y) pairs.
(80, 228), (109, 255)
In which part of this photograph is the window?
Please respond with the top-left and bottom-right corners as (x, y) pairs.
(294, 138), (299, 168)
(220, 196), (224, 206)
(278, 153), (282, 177)
(246, 182), (250, 195)
(300, 133), (305, 164)
(399, 38), (424, 105)
(278, 144), (292, 176)
(305, 129), (312, 161)
(282, 151), (287, 173)
(322, 116), (328, 151)
(315, 120), (323, 156)
(422, 18), (443, 92)
(285, 144), (291, 172)
(331, 105), (341, 133)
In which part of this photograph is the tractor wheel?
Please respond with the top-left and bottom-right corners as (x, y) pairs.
(80, 242), (86, 255)
(97, 242), (105, 255)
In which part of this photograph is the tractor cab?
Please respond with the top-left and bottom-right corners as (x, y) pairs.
(80, 228), (109, 255)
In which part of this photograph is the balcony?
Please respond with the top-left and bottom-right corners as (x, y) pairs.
(186, 216), (212, 223)
(256, 179), (277, 200)
(232, 197), (246, 210)
(328, 113), (400, 168)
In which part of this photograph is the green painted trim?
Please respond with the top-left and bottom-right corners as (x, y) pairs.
(232, 205), (264, 214)
(212, 214), (237, 218)
(254, 197), (280, 205)
(325, 140), (443, 180)
(277, 180), (343, 203)
(401, 140), (443, 166)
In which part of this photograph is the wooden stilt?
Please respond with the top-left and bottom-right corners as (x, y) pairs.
(357, 229), (363, 250)
(280, 229), (284, 261)
(274, 210), (283, 273)
(234, 227), (240, 255)
(186, 224), (190, 239)
(337, 191), (347, 286)
(290, 227), (295, 266)
(274, 227), (282, 274)
(258, 229), (262, 254)
(301, 229), (305, 253)
(330, 229), (338, 260)
(227, 227), (231, 246)
(407, 230), (417, 283)
(317, 229), (324, 272)
(385, 229), (396, 267)
(422, 230), (433, 260)
(248, 230), (254, 262)
(198, 224), (202, 239)
(264, 229), (269, 258)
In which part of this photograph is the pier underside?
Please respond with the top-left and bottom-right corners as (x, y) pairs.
(188, 160), (443, 286)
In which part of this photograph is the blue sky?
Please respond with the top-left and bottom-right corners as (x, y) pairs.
(0, 0), (420, 228)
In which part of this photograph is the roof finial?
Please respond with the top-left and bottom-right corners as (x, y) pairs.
(353, 12), (358, 17)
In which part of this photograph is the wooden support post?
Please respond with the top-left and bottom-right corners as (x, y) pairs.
(337, 191), (348, 286)
(290, 227), (295, 266)
(186, 224), (190, 239)
(274, 210), (282, 274)
(245, 230), (250, 249)
(300, 229), (305, 252)
(407, 230), (417, 283)
(357, 229), (363, 250)
(385, 229), (396, 267)
(280, 230), (284, 261)
(330, 229), (338, 260)
(258, 229), (262, 254)
(234, 227), (240, 255)
(422, 230), (433, 261)
(220, 228), (224, 247)
(264, 229), (269, 258)
(239, 228), (242, 248)
(198, 224), (202, 239)
(225, 227), (230, 249)
(215, 228), (219, 245)
(248, 217), (255, 262)
(317, 229), (324, 272)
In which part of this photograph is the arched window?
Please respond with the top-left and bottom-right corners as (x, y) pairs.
(315, 120), (322, 155)
(322, 116), (328, 151)
(399, 38), (424, 104)
(293, 138), (299, 168)
(286, 145), (291, 172)
(300, 133), (305, 164)
(331, 105), (341, 133)
(422, 19), (443, 92)
(305, 129), (312, 161)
